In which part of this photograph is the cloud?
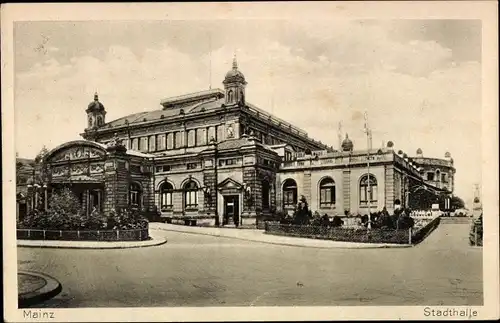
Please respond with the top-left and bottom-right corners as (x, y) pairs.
(14, 21), (481, 205)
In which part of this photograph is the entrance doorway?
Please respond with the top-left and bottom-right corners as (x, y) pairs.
(223, 195), (240, 226)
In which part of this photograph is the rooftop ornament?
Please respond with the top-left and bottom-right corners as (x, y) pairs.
(106, 133), (127, 153)
(387, 141), (394, 148)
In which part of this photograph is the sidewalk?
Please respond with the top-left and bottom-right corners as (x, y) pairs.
(149, 223), (412, 249)
(18, 271), (62, 307)
(17, 230), (167, 249)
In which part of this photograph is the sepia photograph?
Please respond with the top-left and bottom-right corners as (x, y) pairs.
(2, 2), (498, 322)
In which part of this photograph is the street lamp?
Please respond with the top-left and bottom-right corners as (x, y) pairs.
(209, 136), (219, 226)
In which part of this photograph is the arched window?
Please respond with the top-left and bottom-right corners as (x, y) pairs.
(282, 179), (298, 207)
(262, 180), (270, 209)
(359, 175), (377, 206)
(160, 182), (173, 210)
(129, 182), (142, 207)
(184, 180), (198, 209)
(319, 177), (336, 207)
(228, 90), (234, 103)
(97, 116), (103, 126)
(436, 169), (441, 181)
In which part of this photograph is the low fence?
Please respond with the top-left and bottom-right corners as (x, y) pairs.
(264, 223), (411, 244)
(410, 216), (440, 245)
(264, 216), (441, 245)
(17, 227), (150, 242)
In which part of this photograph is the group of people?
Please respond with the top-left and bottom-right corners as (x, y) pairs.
(359, 199), (415, 230)
(278, 196), (414, 230)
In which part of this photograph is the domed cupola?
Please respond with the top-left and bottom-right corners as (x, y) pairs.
(223, 55), (247, 106)
(85, 92), (107, 132)
(341, 133), (354, 152)
(87, 92), (105, 112)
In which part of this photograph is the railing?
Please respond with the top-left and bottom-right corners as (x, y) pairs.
(263, 216), (441, 245)
(264, 223), (411, 244)
(17, 227), (149, 242)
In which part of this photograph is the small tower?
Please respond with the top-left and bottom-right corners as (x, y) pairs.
(85, 92), (106, 131)
(341, 133), (354, 152)
(223, 55), (247, 106)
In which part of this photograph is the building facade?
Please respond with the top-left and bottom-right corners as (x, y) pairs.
(17, 57), (455, 226)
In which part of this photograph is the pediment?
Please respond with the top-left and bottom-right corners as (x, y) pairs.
(217, 178), (243, 191)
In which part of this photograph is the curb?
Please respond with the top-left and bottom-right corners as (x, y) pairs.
(16, 232), (168, 250)
(18, 271), (62, 308)
(153, 226), (413, 249)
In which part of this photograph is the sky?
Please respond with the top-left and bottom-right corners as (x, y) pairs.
(14, 19), (482, 206)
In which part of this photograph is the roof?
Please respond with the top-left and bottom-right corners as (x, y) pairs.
(160, 88), (224, 107)
(126, 149), (155, 158)
(215, 136), (276, 153)
(104, 97), (225, 128)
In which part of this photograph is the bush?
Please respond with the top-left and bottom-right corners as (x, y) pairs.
(17, 188), (148, 230)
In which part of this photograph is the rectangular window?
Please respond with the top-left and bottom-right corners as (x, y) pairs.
(208, 127), (216, 143)
(131, 138), (139, 151)
(149, 135), (156, 152)
(187, 130), (196, 147)
(427, 173), (435, 181)
(161, 192), (173, 208)
(157, 134), (166, 151)
(441, 173), (447, 182)
(283, 191), (296, 206)
(166, 133), (174, 150)
(187, 163), (198, 170)
(140, 137), (148, 152)
(175, 131), (183, 148)
(197, 128), (207, 146)
(155, 165), (171, 173)
(217, 125), (224, 142)
(123, 139), (129, 149)
(185, 191), (198, 208)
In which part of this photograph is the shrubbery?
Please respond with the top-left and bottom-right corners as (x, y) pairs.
(269, 196), (415, 230)
(18, 188), (148, 231)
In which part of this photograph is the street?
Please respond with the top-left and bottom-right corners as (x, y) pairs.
(18, 222), (482, 307)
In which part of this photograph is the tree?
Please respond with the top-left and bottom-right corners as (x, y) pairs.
(450, 195), (465, 210)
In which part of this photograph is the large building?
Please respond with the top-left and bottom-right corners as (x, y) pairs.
(17, 57), (455, 226)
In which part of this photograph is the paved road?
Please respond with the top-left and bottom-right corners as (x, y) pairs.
(18, 222), (482, 307)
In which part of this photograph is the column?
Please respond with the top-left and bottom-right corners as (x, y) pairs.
(44, 188), (48, 211)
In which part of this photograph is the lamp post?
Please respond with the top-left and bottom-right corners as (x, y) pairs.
(364, 112), (373, 230)
(210, 137), (220, 226)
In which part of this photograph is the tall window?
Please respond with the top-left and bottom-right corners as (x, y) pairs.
(175, 131), (183, 148)
(166, 133), (174, 150)
(319, 177), (336, 207)
(129, 182), (142, 207)
(149, 135), (156, 152)
(140, 137), (148, 152)
(157, 134), (166, 151)
(217, 125), (224, 142)
(427, 172), (435, 181)
(262, 180), (271, 209)
(359, 174), (378, 206)
(183, 180), (198, 209)
(208, 127), (216, 142)
(282, 179), (298, 207)
(436, 169), (441, 181)
(187, 130), (196, 147)
(197, 128), (207, 146)
(160, 182), (173, 210)
(131, 138), (139, 151)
